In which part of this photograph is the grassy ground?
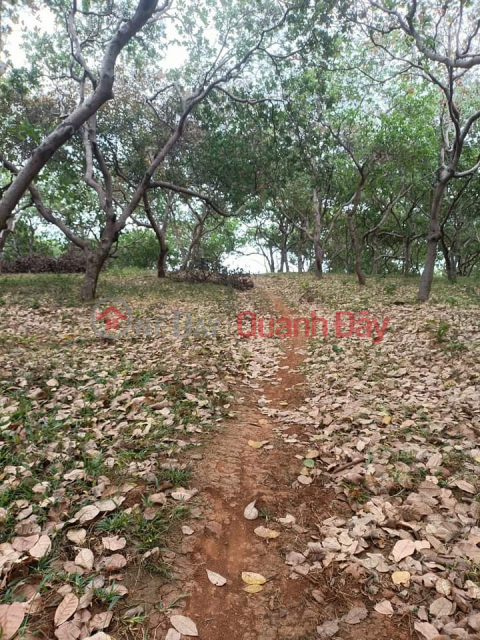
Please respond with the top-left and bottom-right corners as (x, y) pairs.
(0, 272), (252, 639)
(0, 270), (479, 639)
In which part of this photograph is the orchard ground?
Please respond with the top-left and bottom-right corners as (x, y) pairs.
(0, 272), (479, 640)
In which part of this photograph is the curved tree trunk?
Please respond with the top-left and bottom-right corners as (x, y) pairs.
(440, 237), (456, 282)
(418, 182), (447, 301)
(80, 251), (109, 301)
(157, 243), (169, 278)
(0, 0), (163, 232)
(143, 193), (171, 278)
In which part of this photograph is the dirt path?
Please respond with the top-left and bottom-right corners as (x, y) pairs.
(170, 287), (322, 639)
(153, 282), (412, 640)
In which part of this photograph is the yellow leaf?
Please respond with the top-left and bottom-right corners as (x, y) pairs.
(248, 440), (268, 449)
(392, 571), (411, 585)
(241, 572), (267, 585)
(244, 584), (263, 594)
(382, 415), (392, 425)
(254, 526), (280, 539)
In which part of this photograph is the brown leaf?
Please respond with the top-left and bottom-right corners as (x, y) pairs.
(54, 621), (81, 640)
(54, 593), (79, 627)
(374, 600), (394, 616)
(429, 597), (454, 617)
(0, 602), (25, 640)
(254, 526), (280, 539)
(101, 553), (127, 571)
(74, 548), (94, 571)
(344, 606), (368, 625)
(66, 529), (87, 545)
(391, 570), (411, 585)
(101, 536), (126, 552)
(171, 488), (198, 502)
(170, 615), (198, 637)
(90, 611), (113, 631)
(29, 535), (51, 559)
(414, 621), (441, 640)
(11, 534), (40, 552)
(206, 569), (227, 586)
(73, 505), (100, 525)
(391, 539), (416, 563)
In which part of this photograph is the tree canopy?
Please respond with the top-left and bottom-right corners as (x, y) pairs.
(0, 0), (479, 298)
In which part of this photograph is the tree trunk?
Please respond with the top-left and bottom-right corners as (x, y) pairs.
(347, 209), (366, 286)
(0, 228), (11, 259)
(314, 244), (324, 278)
(347, 180), (367, 286)
(182, 220), (203, 271)
(297, 253), (304, 273)
(440, 237), (456, 282)
(80, 251), (109, 301)
(403, 237), (411, 277)
(268, 247), (275, 273)
(417, 181), (447, 302)
(157, 243), (168, 278)
(142, 192), (171, 279)
(371, 247), (379, 276)
(312, 190), (324, 279)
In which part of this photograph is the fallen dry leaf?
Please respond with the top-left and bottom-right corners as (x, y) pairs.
(54, 593), (79, 627)
(244, 584), (263, 593)
(374, 600), (394, 616)
(241, 572), (267, 585)
(206, 569), (227, 586)
(254, 526), (280, 539)
(101, 553), (127, 571)
(170, 614), (198, 637)
(391, 571), (411, 585)
(171, 488), (198, 502)
(391, 539), (416, 563)
(74, 548), (94, 571)
(247, 440), (269, 449)
(29, 535), (51, 559)
(344, 606), (368, 624)
(0, 602), (25, 640)
(74, 505), (100, 525)
(316, 619), (340, 638)
(414, 621), (440, 640)
(66, 529), (87, 545)
(182, 526), (194, 535)
(429, 596), (454, 617)
(101, 536), (126, 552)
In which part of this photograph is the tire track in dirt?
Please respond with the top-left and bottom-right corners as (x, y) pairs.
(148, 279), (417, 640)
(170, 284), (325, 639)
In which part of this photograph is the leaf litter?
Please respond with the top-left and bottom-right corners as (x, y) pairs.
(260, 275), (480, 639)
(0, 274), (479, 639)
